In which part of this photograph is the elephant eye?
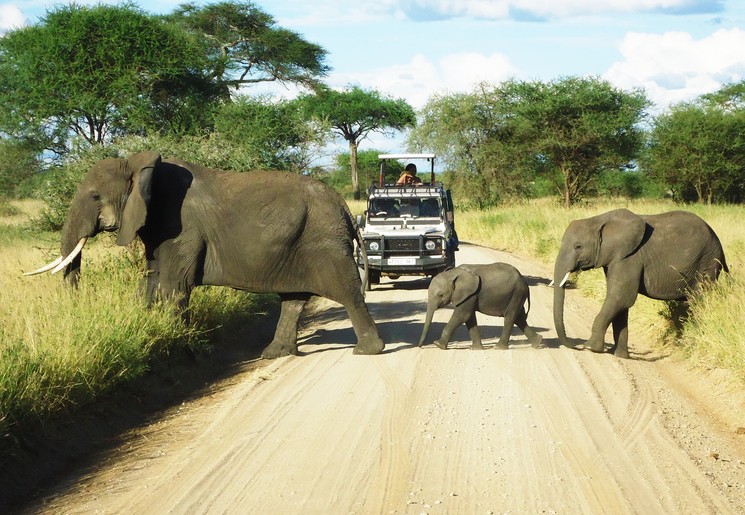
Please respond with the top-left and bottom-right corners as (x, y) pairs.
(90, 191), (101, 201)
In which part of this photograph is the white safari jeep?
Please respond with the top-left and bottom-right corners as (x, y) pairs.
(357, 154), (458, 289)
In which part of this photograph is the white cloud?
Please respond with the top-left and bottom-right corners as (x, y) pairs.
(398, 0), (718, 20)
(0, 4), (26, 33)
(604, 28), (745, 110)
(332, 52), (520, 108)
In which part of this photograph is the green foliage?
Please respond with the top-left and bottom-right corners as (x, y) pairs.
(593, 169), (667, 199)
(643, 88), (745, 204)
(299, 86), (416, 199)
(322, 150), (403, 195)
(213, 96), (326, 172)
(0, 140), (40, 198)
(410, 77), (650, 207)
(0, 4), (212, 153)
(0, 2), (330, 158)
(164, 1), (329, 93)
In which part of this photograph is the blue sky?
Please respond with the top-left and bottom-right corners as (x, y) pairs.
(3, 0), (745, 153)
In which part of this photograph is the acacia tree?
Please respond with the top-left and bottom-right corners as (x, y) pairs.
(299, 86), (416, 199)
(164, 2), (330, 95)
(0, 2), (330, 157)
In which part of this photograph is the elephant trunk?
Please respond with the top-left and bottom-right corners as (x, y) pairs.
(553, 257), (575, 348)
(418, 301), (436, 347)
(58, 193), (97, 286)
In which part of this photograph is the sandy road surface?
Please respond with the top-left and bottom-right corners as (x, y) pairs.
(26, 244), (745, 514)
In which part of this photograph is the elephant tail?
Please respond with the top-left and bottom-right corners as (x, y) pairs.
(344, 202), (369, 297)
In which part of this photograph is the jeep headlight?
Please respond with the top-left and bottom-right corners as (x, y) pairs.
(425, 240), (437, 251)
(368, 241), (380, 252)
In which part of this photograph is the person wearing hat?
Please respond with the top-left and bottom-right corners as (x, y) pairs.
(396, 163), (422, 185)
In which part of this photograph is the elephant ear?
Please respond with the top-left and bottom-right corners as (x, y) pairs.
(117, 151), (161, 246)
(596, 209), (646, 267)
(451, 268), (481, 306)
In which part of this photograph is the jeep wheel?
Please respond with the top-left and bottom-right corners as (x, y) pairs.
(366, 270), (381, 291)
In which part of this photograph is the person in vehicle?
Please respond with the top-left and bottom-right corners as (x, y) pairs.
(396, 163), (422, 185)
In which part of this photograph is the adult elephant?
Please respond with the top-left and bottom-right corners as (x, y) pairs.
(25, 151), (384, 359)
(553, 208), (727, 359)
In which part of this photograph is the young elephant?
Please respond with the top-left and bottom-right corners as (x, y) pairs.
(418, 263), (543, 350)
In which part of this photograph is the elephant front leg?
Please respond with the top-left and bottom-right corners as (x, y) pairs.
(262, 294), (309, 359)
(588, 275), (638, 354)
(465, 313), (484, 350)
(435, 311), (470, 350)
(611, 309), (630, 359)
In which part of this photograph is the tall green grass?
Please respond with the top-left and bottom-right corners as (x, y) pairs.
(455, 197), (745, 383)
(0, 201), (269, 442)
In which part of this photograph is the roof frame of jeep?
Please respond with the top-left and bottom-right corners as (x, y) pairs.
(377, 153), (436, 186)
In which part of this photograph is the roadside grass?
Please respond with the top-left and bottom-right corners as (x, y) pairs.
(456, 197), (745, 384)
(0, 200), (269, 445)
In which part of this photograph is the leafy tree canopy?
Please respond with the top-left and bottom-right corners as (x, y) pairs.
(299, 86), (416, 199)
(0, 2), (330, 158)
(213, 96), (326, 172)
(0, 3), (211, 153)
(643, 88), (745, 203)
(164, 2), (329, 94)
(410, 77), (650, 207)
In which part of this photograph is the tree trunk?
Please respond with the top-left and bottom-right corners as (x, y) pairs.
(349, 140), (360, 200)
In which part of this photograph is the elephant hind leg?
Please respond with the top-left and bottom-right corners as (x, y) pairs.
(261, 293), (310, 359)
(513, 308), (544, 349)
(611, 309), (630, 359)
(465, 313), (484, 350)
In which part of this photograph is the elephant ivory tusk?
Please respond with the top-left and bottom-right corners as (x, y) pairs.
(558, 272), (570, 288)
(23, 256), (64, 276)
(50, 237), (88, 275)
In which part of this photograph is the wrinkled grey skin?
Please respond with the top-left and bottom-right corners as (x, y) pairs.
(418, 263), (543, 350)
(55, 151), (384, 359)
(553, 208), (727, 359)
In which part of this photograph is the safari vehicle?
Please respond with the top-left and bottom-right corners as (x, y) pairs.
(357, 154), (458, 289)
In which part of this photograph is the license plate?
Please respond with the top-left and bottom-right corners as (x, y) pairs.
(387, 258), (416, 265)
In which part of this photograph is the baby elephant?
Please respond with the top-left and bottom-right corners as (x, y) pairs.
(418, 263), (543, 350)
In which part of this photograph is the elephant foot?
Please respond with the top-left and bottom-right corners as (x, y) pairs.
(587, 339), (605, 353)
(470, 343), (485, 350)
(434, 340), (448, 350)
(493, 342), (509, 350)
(530, 334), (545, 349)
(614, 347), (630, 359)
(262, 340), (299, 360)
(353, 334), (385, 355)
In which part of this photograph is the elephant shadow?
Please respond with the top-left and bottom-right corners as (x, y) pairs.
(297, 301), (421, 355)
(426, 322), (555, 349)
(373, 277), (433, 291)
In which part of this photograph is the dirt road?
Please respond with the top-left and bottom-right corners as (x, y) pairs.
(27, 244), (745, 514)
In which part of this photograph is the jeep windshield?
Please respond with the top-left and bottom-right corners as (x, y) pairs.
(368, 196), (443, 219)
